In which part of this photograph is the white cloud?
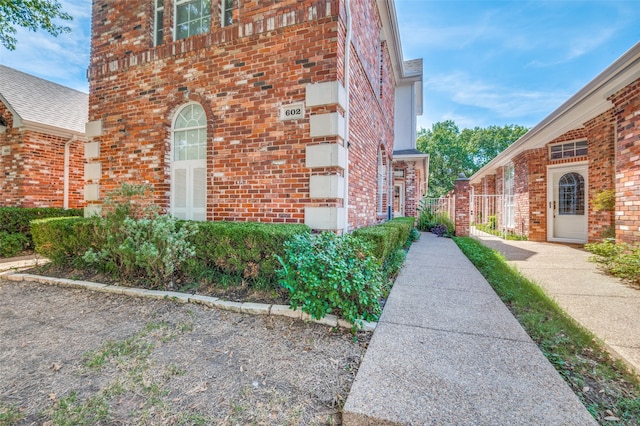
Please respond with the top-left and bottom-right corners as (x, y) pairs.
(0, 0), (91, 92)
(424, 72), (569, 124)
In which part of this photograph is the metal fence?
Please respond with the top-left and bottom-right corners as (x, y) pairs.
(470, 193), (508, 238)
(419, 197), (455, 221)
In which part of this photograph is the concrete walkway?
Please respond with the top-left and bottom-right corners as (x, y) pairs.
(475, 234), (640, 375)
(343, 232), (595, 425)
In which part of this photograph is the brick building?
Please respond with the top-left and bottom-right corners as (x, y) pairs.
(0, 65), (87, 209)
(470, 42), (640, 243)
(85, 0), (425, 231)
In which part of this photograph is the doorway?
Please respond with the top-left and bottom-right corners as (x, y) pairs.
(548, 164), (588, 242)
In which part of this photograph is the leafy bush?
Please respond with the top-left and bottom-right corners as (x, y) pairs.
(0, 207), (83, 251)
(276, 232), (383, 327)
(0, 232), (29, 257)
(185, 221), (310, 289)
(592, 189), (615, 211)
(81, 184), (197, 288)
(31, 217), (94, 265)
(416, 207), (455, 236)
(585, 240), (640, 286)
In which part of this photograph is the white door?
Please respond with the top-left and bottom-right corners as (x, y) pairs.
(548, 166), (587, 242)
(171, 103), (207, 221)
(393, 183), (405, 217)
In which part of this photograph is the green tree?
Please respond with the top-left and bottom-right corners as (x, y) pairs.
(0, 0), (72, 50)
(418, 121), (528, 197)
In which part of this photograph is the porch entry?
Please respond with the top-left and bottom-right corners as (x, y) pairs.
(548, 165), (587, 243)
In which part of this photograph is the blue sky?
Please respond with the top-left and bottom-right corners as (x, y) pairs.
(1, 0), (639, 132)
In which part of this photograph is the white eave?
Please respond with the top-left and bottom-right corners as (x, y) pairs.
(20, 120), (87, 140)
(377, 0), (423, 85)
(470, 42), (640, 183)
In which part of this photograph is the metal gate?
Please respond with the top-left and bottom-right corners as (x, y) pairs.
(470, 192), (507, 238)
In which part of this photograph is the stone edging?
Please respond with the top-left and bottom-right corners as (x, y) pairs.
(0, 270), (377, 332)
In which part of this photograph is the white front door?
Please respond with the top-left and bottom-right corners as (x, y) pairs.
(548, 165), (587, 242)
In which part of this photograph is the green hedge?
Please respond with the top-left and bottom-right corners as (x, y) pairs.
(185, 221), (310, 287)
(31, 217), (94, 265)
(352, 217), (416, 264)
(0, 207), (83, 257)
(0, 207), (83, 235)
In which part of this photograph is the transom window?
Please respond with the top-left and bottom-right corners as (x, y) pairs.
(174, 104), (206, 160)
(549, 140), (587, 160)
(175, 0), (211, 41)
(559, 172), (585, 215)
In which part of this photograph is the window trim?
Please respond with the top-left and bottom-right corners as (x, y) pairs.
(174, 0), (212, 41)
(503, 163), (514, 229)
(549, 139), (588, 160)
(221, 0), (233, 27)
(154, 0), (164, 46)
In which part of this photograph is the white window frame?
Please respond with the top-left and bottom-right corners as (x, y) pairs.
(171, 102), (208, 221)
(154, 0), (164, 46)
(174, 0), (212, 41)
(549, 139), (588, 160)
(503, 163), (514, 229)
(221, 0), (233, 27)
(377, 147), (385, 215)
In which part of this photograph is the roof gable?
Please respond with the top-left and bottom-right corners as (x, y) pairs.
(0, 65), (88, 135)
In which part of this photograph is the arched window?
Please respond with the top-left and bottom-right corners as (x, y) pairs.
(171, 103), (207, 220)
(559, 172), (585, 215)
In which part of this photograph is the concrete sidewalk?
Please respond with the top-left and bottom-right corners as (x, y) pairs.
(343, 232), (595, 425)
(475, 234), (640, 375)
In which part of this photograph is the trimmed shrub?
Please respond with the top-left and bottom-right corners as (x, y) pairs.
(380, 217), (415, 249)
(352, 225), (399, 265)
(352, 217), (416, 264)
(186, 221), (310, 288)
(31, 217), (94, 265)
(0, 232), (30, 258)
(276, 232), (383, 327)
(0, 207), (83, 251)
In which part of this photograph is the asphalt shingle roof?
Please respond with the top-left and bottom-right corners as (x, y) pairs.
(0, 65), (88, 134)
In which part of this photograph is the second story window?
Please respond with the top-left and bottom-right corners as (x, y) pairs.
(154, 0), (164, 46)
(175, 0), (211, 40)
(222, 0), (233, 26)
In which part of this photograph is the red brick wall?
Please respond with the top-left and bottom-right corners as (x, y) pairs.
(611, 77), (640, 243)
(525, 148), (547, 241)
(89, 0), (395, 227)
(0, 101), (85, 208)
(585, 110), (616, 241)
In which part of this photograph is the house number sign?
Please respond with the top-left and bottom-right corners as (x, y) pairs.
(279, 102), (305, 121)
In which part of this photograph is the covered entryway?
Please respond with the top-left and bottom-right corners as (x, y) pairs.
(548, 164), (588, 243)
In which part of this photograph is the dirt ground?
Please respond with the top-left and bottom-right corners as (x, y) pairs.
(0, 279), (370, 425)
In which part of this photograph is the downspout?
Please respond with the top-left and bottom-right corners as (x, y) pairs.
(342, 0), (352, 234)
(63, 135), (78, 209)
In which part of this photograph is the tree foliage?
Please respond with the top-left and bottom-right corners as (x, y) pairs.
(417, 121), (528, 197)
(0, 0), (72, 50)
